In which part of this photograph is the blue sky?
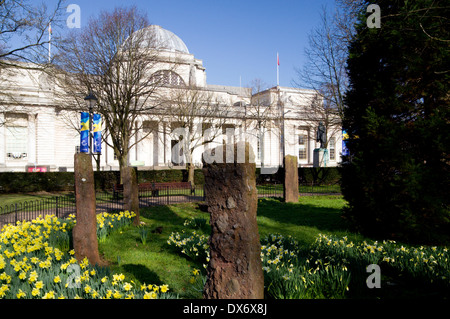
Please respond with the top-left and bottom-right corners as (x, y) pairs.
(55, 0), (336, 89)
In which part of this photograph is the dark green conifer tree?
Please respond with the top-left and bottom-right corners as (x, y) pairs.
(341, 0), (450, 243)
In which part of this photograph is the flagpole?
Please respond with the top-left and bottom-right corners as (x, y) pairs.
(48, 23), (52, 63)
(277, 52), (279, 87)
(239, 75), (242, 96)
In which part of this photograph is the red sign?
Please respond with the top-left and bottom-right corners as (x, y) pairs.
(27, 166), (48, 173)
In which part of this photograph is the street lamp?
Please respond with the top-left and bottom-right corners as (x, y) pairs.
(84, 92), (97, 155)
(84, 92), (97, 113)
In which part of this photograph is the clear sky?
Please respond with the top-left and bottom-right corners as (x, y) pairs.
(54, 0), (336, 89)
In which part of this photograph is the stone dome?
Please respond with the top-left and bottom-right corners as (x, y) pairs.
(132, 25), (189, 54)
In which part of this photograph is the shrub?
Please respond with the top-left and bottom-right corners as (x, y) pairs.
(341, 0), (450, 244)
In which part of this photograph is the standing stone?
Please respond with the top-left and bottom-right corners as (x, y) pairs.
(123, 166), (140, 226)
(202, 142), (264, 299)
(283, 155), (299, 203)
(73, 153), (102, 266)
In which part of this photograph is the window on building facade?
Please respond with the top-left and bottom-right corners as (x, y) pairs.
(298, 134), (307, 160)
(329, 137), (336, 160)
(5, 113), (28, 160)
(6, 127), (27, 159)
(150, 70), (185, 87)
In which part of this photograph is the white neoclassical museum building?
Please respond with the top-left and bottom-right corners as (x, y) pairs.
(0, 25), (342, 173)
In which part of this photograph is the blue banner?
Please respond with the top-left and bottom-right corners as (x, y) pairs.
(93, 113), (102, 154)
(342, 130), (349, 157)
(80, 112), (89, 153)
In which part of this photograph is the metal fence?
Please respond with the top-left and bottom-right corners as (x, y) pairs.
(0, 185), (206, 228)
(0, 183), (340, 227)
(256, 183), (341, 198)
(0, 194), (77, 227)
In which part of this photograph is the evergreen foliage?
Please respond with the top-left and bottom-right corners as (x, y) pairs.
(341, 0), (450, 244)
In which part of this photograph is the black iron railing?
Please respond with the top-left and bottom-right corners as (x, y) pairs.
(0, 183), (340, 227)
(256, 183), (341, 198)
(0, 185), (206, 227)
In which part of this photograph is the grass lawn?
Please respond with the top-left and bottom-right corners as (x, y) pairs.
(2, 193), (447, 300)
(98, 195), (355, 298)
(98, 202), (210, 298)
(0, 192), (68, 207)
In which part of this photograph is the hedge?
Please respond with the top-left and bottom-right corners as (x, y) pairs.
(0, 169), (205, 193)
(256, 167), (341, 185)
(0, 167), (340, 194)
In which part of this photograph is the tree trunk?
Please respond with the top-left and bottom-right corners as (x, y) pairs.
(73, 153), (103, 266)
(118, 153), (128, 184)
(123, 166), (140, 225)
(187, 162), (195, 186)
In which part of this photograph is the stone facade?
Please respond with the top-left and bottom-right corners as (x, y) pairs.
(0, 26), (342, 173)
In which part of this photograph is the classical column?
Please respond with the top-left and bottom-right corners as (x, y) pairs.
(0, 113), (5, 167)
(27, 114), (37, 166)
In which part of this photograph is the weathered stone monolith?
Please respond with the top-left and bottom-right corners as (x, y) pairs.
(123, 166), (140, 226)
(73, 153), (102, 266)
(283, 155), (299, 203)
(202, 141), (264, 299)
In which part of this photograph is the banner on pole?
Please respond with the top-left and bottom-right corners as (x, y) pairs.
(93, 113), (102, 154)
(342, 130), (349, 157)
(80, 112), (89, 153)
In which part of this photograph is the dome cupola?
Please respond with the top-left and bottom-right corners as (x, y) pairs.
(131, 25), (189, 54)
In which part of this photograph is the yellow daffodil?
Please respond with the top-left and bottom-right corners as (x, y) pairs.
(160, 284), (169, 293)
(31, 287), (40, 297)
(16, 289), (26, 299)
(35, 281), (44, 289)
(43, 291), (55, 299)
(123, 282), (133, 291)
(84, 285), (92, 294)
(143, 291), (157, 299)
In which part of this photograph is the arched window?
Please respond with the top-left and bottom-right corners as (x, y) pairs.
(150, 70), (185, 87)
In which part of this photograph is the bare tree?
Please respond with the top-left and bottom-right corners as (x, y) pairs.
(0, 0), (65, 67)
(245, 79), (278, 166)
(53, 6), (167, 178)
(0, 0), (65, 126)
(295, 5), (347, 121)
(293, 1), (365, 149)
(158, 85), (231, 185)
(297, 88), (342, 150)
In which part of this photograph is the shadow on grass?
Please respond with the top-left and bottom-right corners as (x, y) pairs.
(122, 263), (163, 286)
(257, 197), (349, 234)
(140, 205), (187, 227)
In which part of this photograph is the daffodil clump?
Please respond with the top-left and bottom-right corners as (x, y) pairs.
(313, 233), (450, 290)
(261, 234), (351, 299)
(167, 230), (209, 264)
(96, 211), (136, 243)
(167, 224), (351, 299)
(183, 217), (209, 231)
(0, 213), (172, 299)
(168, 218), (450, 299)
